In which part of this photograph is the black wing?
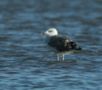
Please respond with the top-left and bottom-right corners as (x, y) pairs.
(48, 36), (81, 52)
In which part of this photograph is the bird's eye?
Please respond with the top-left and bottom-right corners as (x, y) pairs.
(48, 30), (52, 32)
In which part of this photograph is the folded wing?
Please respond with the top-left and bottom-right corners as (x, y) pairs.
(48, 36), (81, 52)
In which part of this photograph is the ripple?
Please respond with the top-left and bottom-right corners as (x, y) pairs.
(0, 0), (102, 90)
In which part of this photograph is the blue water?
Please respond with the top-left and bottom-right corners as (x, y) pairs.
(0, 0), (102, 90)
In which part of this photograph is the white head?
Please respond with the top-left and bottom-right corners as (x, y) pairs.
(44, 28), (58, 37)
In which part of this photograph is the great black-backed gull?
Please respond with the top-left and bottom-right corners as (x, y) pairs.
(44, 28), (82, 61)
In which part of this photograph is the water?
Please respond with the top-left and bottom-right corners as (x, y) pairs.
(0, 0), (102, 90)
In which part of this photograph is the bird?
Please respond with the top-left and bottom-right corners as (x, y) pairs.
(44, 28), (82, 61)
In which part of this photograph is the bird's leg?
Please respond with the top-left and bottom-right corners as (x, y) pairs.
(60, 54), (64, 61)
(57, 54), (60, 61)
(62, 54), (64, 61)
(57, 53), (65, 61)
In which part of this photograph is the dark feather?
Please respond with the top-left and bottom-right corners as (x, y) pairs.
(48, 36), (81, 52)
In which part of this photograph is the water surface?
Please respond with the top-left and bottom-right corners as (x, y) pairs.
(0, 0), (102, 90)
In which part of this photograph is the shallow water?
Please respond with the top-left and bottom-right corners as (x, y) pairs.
(0, 0), (102, 90)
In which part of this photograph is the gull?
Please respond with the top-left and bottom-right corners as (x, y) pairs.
(44, 28), (82, 61)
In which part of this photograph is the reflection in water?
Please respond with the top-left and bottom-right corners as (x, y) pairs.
(0, 0), (102, 90)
